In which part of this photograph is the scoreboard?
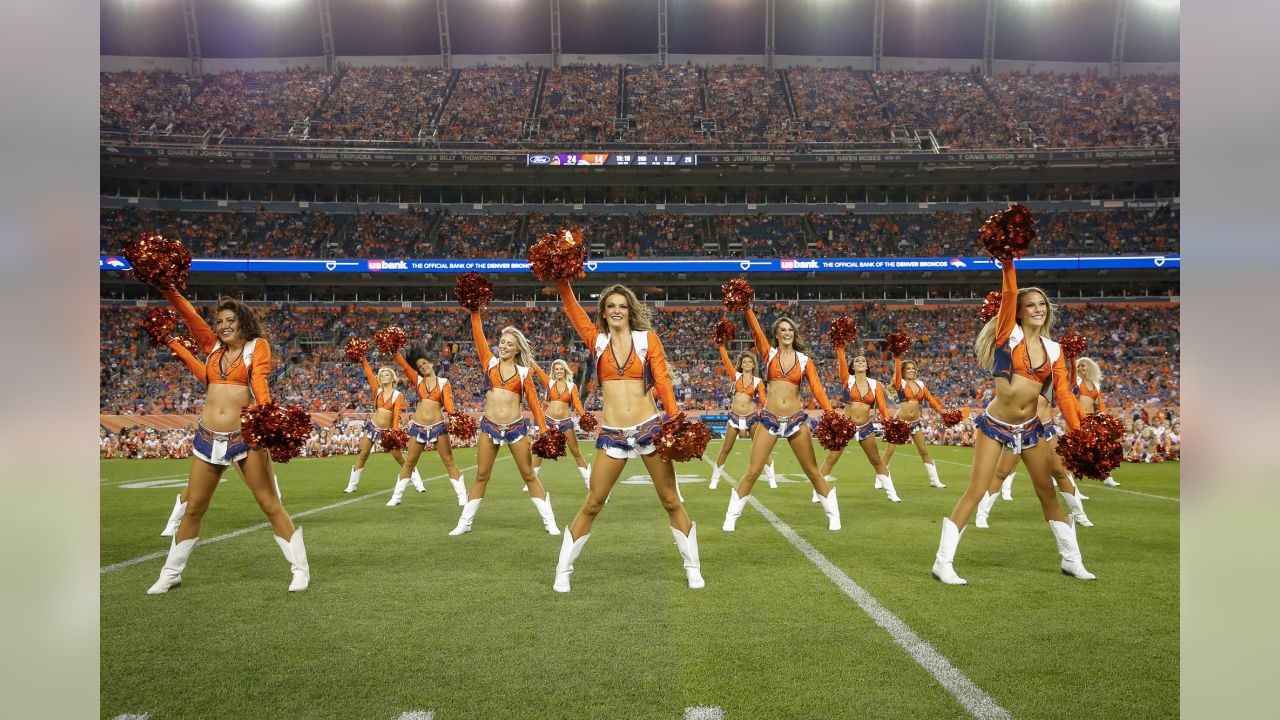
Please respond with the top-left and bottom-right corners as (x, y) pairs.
(526, 153), (697, 167)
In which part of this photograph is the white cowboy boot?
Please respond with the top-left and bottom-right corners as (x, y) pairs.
(879, 475), (901, 503)
(1000, 472), (1015, 501)
(274, 527), (310, 592)
(812, 488), (821, 503)
(1049, 518), (1096, 580)
(147, 537), (198, 594)
(925, 462), (945, 488)
(931, 518), (967, 585)
(873, 474), (883, 489)
(448, 498), (482, 535)
(343, 466), (362, 493)
(765, 461), (777, 489)
(818, 488), (842, 530)
(578, 464), (591, 490)
(161, 493), (186, 537)
(386, 477), (410, 506)
(975, 491), (997, 529)
(723, 490), (748, 532)
(1071, 474), (1089, 499)
(1103, 475), (1120, 487)
(530, 493), (561, 535)
(410, 467), (425, 493)
(552, 529), (590, 593)
(448, 474), (468, 506)
(709, 463), (723, 489)
(671, 523), (706, 589)
(1061, 490), (1094, 528)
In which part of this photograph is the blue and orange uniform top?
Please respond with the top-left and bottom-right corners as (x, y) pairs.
(360, 358), (404, 426)
(1075, 377), (1106, 413)
(717, 345), (767, 405)
(990, 259), (1083, 430)
(744, 306), (834, 412)
(162, 286), (272, 403)
(470, 311), (548, 431)
(557, 280), (680, 416)
(835, 346), (891, 418)
(531, 366), (587, 417)
(891, 355), (946, 414)
(394, 351), (457, 413)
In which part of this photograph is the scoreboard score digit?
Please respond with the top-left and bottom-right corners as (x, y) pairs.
(527, 153), (696, 167)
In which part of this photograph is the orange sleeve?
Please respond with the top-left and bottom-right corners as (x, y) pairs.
(441, 380), (456, 415)
(249, 338), (272, 404)
(755, 380), (767, 406)
(646, 332), (679, 416)
(835, 345), (850, 386)
(557, 279), (599, 346)
(995, 259), (1019, 348)
(470, 311), (493, 366)
(803, 359), (834, 413)
(161, 286), (217, 353)
(393, 393), (404, 429)
(523, 372), (548, 432)
(1097, 391), (1106, 414)
(360, 358), (378, 395)
(570, 384), (585, 416)
(1051, 354), (1082, 431)
(874, 382), (891, 418)
(394, 351), (420, 387)
(531, 364), (550, 390)
(745, 306), (772, 359)
(892, 354), (903, 389)
(165, 338), (206, 382)
(718, 344), (736, 377)
(923, 385), (946, 414)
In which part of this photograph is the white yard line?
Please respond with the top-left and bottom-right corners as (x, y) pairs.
(395, 711), (436, 720)
(683, 707), (725, 719)
(709, 459), (1011, 720)
(101, 474), (186, 486)
(101, 462), (491, 574)
(920, 456), (1180, 503)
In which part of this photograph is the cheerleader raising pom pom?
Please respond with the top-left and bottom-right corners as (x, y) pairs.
(527, 227), (588, 281)
(978, 203), (1037, 261)
(169, 335), (201, 358)
(344, 337), (371, 362)
(979, 291), (1002, 323)
(1059, 333), (1087, 359)
(122, 232), (192, 290)
(577, 413), (599, 433)
(1057, 413), (1125, 480)
(942, 409), (964, 427)
(454, 271), (494, 311)
(881, 418), (913, 445)
(380, 429), (410, 453)
(721, 277), (754, 312)
(240, 401), (313, 463)
(712, 317), (736, 346)
(532, 427), (568, 460)
(447, 412), (478, 442)
(828, 317), (858, 347)
(373, 326), (408, 354)
(884, 332), (913, 356)
(654, 413), (713, 463)
(815, 411), (858, 451)
(142, 307), (179, 345)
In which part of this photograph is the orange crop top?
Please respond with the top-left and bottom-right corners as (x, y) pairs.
(891, 355), (946, 414)
(989, 260), (1083, 430)
(835, 346), (891, 417)
(471, 311), (547, 431)
(532, 366), (587, 416)
(1075, 377), (1107, 413)
(558, 279), (679, 415)
(361, 358), (405, 421)
(394, 352), (456, 414)
(162, 287), (271, 402)
(744, 306), (834, 412)
(718, 345), (767, 405)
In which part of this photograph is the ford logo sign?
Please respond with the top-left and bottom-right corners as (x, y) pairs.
(529, 155), (552, 165)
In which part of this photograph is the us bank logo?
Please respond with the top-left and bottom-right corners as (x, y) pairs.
(368, 260), (409, 271)
(780, 259), (818, 271)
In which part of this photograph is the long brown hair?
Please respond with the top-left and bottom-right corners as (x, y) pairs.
(771, 315), (810, 355)
(595, 284), (653, 332)
(214, 297), (265, 343)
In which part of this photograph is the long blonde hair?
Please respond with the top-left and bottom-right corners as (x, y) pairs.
(377, 366), (400, 389)
(499, 326), (536, 368)
(974, 286), (1056, 370)
(595, 284), (653, 332)
(1076, 356), (1102, 386)
(772, 315), (810, 355)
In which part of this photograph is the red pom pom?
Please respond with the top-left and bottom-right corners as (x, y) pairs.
(577, 413), (599, 432)
(882, 418), (912, 445)
(532, 427), (568, 459)
(240, 401), (312, 463)
(380, 428), (409, 452)
(142, 307), (178, 345)
(447, 412), (478, 442)
(122, 233), (192, 290)
(654, 412), (713, 462)
(712, 317), (736, 346)
(344, 337), (371, 362)
(884, 333), (913, 356)
(978, 203), (1037, 261)
(828, 317), (859, 347)
(980, 291), (1002, 323)
(527, 227), (588, 281)
(169, 335), (201, 358)
(1059, 334), (1086, 359)
(721, 277), (755, 312)
(1056, 413), (1125, 480)
(815, 411), (858, 451)
(373, 326), (408, 354)
(942, 409), (963, 427)
(455, 271), (494, 311)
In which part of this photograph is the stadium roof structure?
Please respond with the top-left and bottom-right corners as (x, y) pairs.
(103, 0), (1178, 76)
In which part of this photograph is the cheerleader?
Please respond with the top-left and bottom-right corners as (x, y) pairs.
(447, 308), (558, 536)
(722, 305), (841, 532)
(880, 351), (947, 489)
(709, 343), (776, 490)
(342, 357), (416, 501)
(818, 343), (898, 501)
(531, 360), (592, 488)
(1076, 356), (1120, 485)
(386, 343), (469, 507)
(931, 257), (1093, 584)
(149, 288), (309, 593)
(551, 279), (703, 593)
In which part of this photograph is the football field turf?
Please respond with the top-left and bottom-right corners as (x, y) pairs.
(101, 443), (1178, 719)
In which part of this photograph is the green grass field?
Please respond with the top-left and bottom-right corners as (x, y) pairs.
(101, 443), (1178, 719)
